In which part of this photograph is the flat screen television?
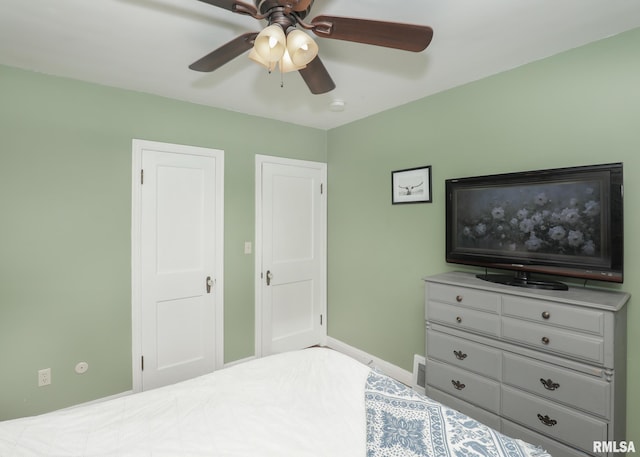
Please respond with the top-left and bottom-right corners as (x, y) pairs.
(445, 163), (624, 290)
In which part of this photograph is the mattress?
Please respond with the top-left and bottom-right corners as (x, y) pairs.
(0, 348), (550, 457)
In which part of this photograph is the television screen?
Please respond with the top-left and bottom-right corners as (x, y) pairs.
(446, 163), (623, 289)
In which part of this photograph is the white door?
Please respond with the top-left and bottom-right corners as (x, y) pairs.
(132, 140), (224, 391)
(255, 156), (326, 356)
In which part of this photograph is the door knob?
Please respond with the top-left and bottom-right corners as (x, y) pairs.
(206, 276), (213, 293)
(266, 270), (273, 286)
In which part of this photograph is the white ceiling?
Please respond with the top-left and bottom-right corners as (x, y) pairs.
(1, 0), (639, 130)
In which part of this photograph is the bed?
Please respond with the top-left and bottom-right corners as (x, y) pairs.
(0, 348), (550, 456)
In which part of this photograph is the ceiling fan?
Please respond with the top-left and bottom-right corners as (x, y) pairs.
(189, 0), (434, 94)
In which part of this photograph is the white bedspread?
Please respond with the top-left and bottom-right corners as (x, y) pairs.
(0, 348), (550, 457)
(0, 348), (370, 456)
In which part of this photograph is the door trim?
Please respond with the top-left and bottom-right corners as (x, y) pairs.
(254, 154), (327, 358)
(131, 139), (224, 392)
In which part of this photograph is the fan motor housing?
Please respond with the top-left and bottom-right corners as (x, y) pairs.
(255, 0), (313, 20)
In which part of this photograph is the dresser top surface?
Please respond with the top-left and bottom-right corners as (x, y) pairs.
(424, 271), (630, 311)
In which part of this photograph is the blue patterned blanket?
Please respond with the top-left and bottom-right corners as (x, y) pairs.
(365, 371), (550, 457)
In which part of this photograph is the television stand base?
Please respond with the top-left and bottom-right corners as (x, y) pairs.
(476, 273), (568, 291)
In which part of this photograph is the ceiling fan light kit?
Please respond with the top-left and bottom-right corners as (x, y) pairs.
(250, 25), (318, 73)
(248, 47), (276, 71)
(278, 48), (305, 73)
(253, 24), (287, 62)
(286, 29), (319, 67)
(192, 0), (434, 94)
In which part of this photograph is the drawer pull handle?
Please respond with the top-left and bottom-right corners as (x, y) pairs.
(453, 350), (468, 360)
(537, 414), (557, 427)
(541, 336), (550, 345)
(542, 311), (551, 319)
(451, 380), (466, 390)
(456, 316), (462, 323)
(456, 295), (463, 303)
(540, 378), (560, 391)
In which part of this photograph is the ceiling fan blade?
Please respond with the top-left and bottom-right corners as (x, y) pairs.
(189, 32), (258, 72)
(310, 15), (433, 52)
(195, 0), (258, 17)
(298, 56), (335, 94)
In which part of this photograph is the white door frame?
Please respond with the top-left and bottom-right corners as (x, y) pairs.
(254, 154), (327, 358)
(131, 139), (224, 392)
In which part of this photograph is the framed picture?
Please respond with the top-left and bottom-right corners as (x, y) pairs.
(392, 166), (432, 204)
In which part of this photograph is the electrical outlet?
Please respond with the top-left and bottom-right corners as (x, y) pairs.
(38, 368), (51, 387)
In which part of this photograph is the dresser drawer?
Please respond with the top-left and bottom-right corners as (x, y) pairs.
(428, 283), (500, 313)
(503, 353), (610, 418)
(503, 296), (604, 335)
(502, 386), (607, 453)
(428, 301), (501, 337)
(502, 420), (593, 457)
(427, 330), (501, 380)
(426, 359), (500, 413)
(502, 317), (604, 363)
(426, 387), (501, 430)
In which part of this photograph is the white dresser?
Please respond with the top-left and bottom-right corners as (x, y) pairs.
(424, 271), (630, 457)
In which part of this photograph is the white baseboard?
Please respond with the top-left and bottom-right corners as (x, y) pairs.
(61, 390), (134, 411)
(223, 355), (256, 369)
(326, 337), (413, 386)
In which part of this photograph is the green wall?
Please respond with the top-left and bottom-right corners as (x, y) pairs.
(0, 65), (326, 419)
(327, 27), (640, 439)
(1, 26), (638, 440)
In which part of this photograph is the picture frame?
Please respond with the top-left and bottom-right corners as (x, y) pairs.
(392, 165), (432, 204)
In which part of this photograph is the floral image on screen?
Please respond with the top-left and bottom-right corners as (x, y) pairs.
(455, 180), (603, 258)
